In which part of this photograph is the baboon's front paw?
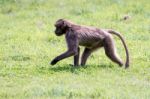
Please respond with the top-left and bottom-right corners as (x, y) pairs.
(50, 59), (58, 65)
(69, 64), (80, 67)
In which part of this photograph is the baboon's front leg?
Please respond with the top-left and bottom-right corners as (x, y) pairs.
(74, 47), (80, 66)
(51, 31), (78, 65)
(51, 50), (77, 65)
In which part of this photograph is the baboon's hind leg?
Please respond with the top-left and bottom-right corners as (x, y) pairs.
(81, 48), (92, 66)
(104, 36), (123, 66)
(81, 45), (102, 66)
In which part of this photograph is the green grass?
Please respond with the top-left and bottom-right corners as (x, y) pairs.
(0, 0), (150, 98)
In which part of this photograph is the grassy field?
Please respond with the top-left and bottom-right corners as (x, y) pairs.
(0, 0), (150, 98)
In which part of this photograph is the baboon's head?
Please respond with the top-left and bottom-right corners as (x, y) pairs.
(54, 19), (72, 36)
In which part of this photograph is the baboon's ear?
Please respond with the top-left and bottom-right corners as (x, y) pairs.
(63, 21), (71, 28)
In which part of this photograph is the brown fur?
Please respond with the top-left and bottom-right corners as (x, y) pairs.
(51, 19), (129, 68)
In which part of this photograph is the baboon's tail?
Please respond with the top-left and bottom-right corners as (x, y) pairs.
(106, 29), (129, 68)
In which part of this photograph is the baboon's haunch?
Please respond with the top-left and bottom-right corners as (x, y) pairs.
(51, 19), (129, 68)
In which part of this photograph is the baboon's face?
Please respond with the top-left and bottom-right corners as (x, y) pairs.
(54, 19), (68, 36)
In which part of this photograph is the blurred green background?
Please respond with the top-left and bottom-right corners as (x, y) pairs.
(0, 0), (150, 98)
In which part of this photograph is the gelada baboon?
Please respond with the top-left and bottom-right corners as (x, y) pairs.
(51, 19), (129, 68)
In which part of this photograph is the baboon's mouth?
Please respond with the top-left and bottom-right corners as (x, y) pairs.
(55, 33), (62, 36)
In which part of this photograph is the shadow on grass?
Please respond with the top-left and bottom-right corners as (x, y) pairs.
(96, 64), (115, 68)
(49, 65), (81, 73)
(48, 63), (115, 73)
